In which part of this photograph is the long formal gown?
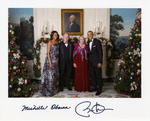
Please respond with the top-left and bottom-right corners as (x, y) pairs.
(73, 43), (90, 92)
(40, 44), (59, 96)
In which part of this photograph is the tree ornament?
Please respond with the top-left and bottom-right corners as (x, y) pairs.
(25, 79), (27, 84)
(17, 88), (21, 92)
(22, 61), (25, 64)
(13, 53), (20, 59)
(18, 78), (24, 85)
(13, 66), (17, 70)
(121, 69), (124, 72)
(24, 68), (27, 71)
(137, 69), (141, 75)
(137, 63), (140, 67)
(10, 77), (13, 82)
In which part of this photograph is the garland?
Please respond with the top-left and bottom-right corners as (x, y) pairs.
(33, 37), (113, 77)
(33, 38), (50, 77)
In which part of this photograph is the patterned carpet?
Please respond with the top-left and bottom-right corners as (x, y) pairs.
(32, 82), (130, 98)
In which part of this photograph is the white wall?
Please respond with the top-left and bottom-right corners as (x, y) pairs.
(32, 8), (110, 79)
(33, 8), (110, 42)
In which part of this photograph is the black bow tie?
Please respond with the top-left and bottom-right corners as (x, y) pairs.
(89, 40), (92, 42)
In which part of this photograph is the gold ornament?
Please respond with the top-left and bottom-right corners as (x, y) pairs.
(13, 37), (16, 41)
(132, 27), (136, 30)
(137, 63), (140, 66)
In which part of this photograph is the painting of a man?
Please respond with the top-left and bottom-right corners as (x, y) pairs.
(65, 15), (80, 32)
(62, 9), (83, 35)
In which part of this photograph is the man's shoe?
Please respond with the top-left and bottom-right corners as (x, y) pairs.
(59, 88), (64, 91)
(95, 91), (102, 96)
(67, 87), (72, 91)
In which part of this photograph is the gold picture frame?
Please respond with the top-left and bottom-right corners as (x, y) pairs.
(61, 9), (84, 35)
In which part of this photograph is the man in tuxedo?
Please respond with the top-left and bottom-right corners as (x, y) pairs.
(65, 15), (80, 32)
(87, 31), (103, 95)
(59, 33), (74, 91)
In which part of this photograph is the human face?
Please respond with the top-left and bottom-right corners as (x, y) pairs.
(63, 33), (69, 42)
(53, 33), (58, 40)
(79, 37), (85, 44)
(69, 16), (75, 23)
(87, 32), (94, 40)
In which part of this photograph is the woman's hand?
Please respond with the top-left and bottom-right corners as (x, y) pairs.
(49, 63), (53, 69)
(73, 63), (77, 68)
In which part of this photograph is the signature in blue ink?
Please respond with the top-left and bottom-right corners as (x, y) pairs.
(22, 105), (48, 112)
(51, 104), (71, 110)
(75, 101), (113, 117)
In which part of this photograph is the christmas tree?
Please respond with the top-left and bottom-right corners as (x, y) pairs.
(8, 23), (37, 97)
(114, 9), (141, 97)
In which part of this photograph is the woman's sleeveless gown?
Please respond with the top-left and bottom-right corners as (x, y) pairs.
(40, 44), (59, 96)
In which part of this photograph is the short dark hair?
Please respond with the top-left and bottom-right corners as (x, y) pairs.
(50, 31), (59, 40)
(87, 30), (94, 35)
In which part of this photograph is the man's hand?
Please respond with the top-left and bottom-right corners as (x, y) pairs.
(97, 63), (102, 68)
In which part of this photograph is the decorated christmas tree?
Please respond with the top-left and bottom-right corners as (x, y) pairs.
(8, 23), (37, 97)
(114, 8), (141, 97)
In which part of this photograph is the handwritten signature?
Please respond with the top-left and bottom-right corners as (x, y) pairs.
(75, 101), (113, 117)
(22, 105), (48, 112)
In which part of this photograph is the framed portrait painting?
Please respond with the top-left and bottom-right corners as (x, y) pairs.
(61, 9), (84, 35)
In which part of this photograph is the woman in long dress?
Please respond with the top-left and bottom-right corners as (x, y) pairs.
(73, 36), (90, 92)
(40, 31), (59, 96)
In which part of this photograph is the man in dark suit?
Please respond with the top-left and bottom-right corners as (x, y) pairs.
(59, 33), (74, 91)
(87, 31), (103, 95)
(65, 15), (80, 32)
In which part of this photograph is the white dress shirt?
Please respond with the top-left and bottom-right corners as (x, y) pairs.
(65, 43), (68, 47)
(89, 38), (94, 51)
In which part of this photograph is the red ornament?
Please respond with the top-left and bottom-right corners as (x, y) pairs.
(24, 59), (27, 63)
(30, 83), (32, 86)
(138, 23), (141, 27)
(24, 68), (27, 71)
(27, 79), (30, 83)
(120, 66), (122, 69)
(13, 44), (16, 46)
(23, 86), (27, 89)
(10, 60), (13, 64)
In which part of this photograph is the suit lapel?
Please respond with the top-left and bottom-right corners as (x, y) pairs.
(68, 42), (72, 59)
(91, 38), (95, 52)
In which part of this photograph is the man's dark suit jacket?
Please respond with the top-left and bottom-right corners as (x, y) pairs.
(87, 38), (103, 67)
(59, 41), (74, 71)
(65, 22), (80, 32)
